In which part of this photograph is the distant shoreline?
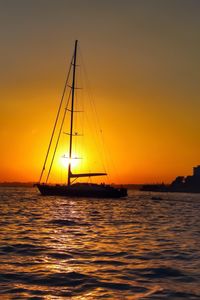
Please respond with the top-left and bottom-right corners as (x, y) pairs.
(0, 182), (143, 190)
(0, 182), (35, 187)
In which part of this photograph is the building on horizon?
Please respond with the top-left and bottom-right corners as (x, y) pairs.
(193, 165), (200, 177)
(141, 164), (200, 193)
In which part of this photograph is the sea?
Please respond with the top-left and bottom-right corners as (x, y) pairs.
(0, 187), (199, 299)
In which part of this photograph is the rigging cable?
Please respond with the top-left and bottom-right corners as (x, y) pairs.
(46, 89), (72, 183)
(79, 47), (108, 180)
(38, 53), (73, 183)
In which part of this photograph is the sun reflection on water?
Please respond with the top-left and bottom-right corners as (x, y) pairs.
(0, 188), (200, 298)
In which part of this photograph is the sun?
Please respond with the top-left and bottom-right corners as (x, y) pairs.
(60, 154), (80, 168)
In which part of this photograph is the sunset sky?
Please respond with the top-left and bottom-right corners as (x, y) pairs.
(1, 0), (200, 184)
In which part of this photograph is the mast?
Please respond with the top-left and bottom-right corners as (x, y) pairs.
(68, 40), (78, 185)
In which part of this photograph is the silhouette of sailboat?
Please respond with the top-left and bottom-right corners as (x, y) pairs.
(36, 40), (127, 198)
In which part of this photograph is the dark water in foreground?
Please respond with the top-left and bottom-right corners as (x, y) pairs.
(0, 188), (200, 299)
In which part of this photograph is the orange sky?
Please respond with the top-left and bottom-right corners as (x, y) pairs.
(1, 1), (200, 184)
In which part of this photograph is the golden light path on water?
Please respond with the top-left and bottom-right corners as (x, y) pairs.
(0, 188), (199, 299)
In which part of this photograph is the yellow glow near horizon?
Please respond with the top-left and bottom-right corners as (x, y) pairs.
(1, 2), (200, 184)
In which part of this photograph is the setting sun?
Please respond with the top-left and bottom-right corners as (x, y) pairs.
(60, 154), (80, 169)
(0, 1), (200, 186)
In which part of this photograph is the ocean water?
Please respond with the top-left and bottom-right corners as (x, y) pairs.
(0, 187), (199, 299)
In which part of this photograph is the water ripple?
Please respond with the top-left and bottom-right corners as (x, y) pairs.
(0, 187), (200, 299)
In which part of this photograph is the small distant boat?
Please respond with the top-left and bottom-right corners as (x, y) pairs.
(151, 196), (162, 200)
(36, 40), (127, 198)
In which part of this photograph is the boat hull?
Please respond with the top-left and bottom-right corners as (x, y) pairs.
(36, 183), (127, 198)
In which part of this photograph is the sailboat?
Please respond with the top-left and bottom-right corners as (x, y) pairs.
(36, 40), (127, 198)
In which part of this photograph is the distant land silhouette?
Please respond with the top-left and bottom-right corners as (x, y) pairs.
(0, 182), (142, 190)
(0, 182), (35, 187)
(141, 165), (200, 193)
(2, 165), (200, 194)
